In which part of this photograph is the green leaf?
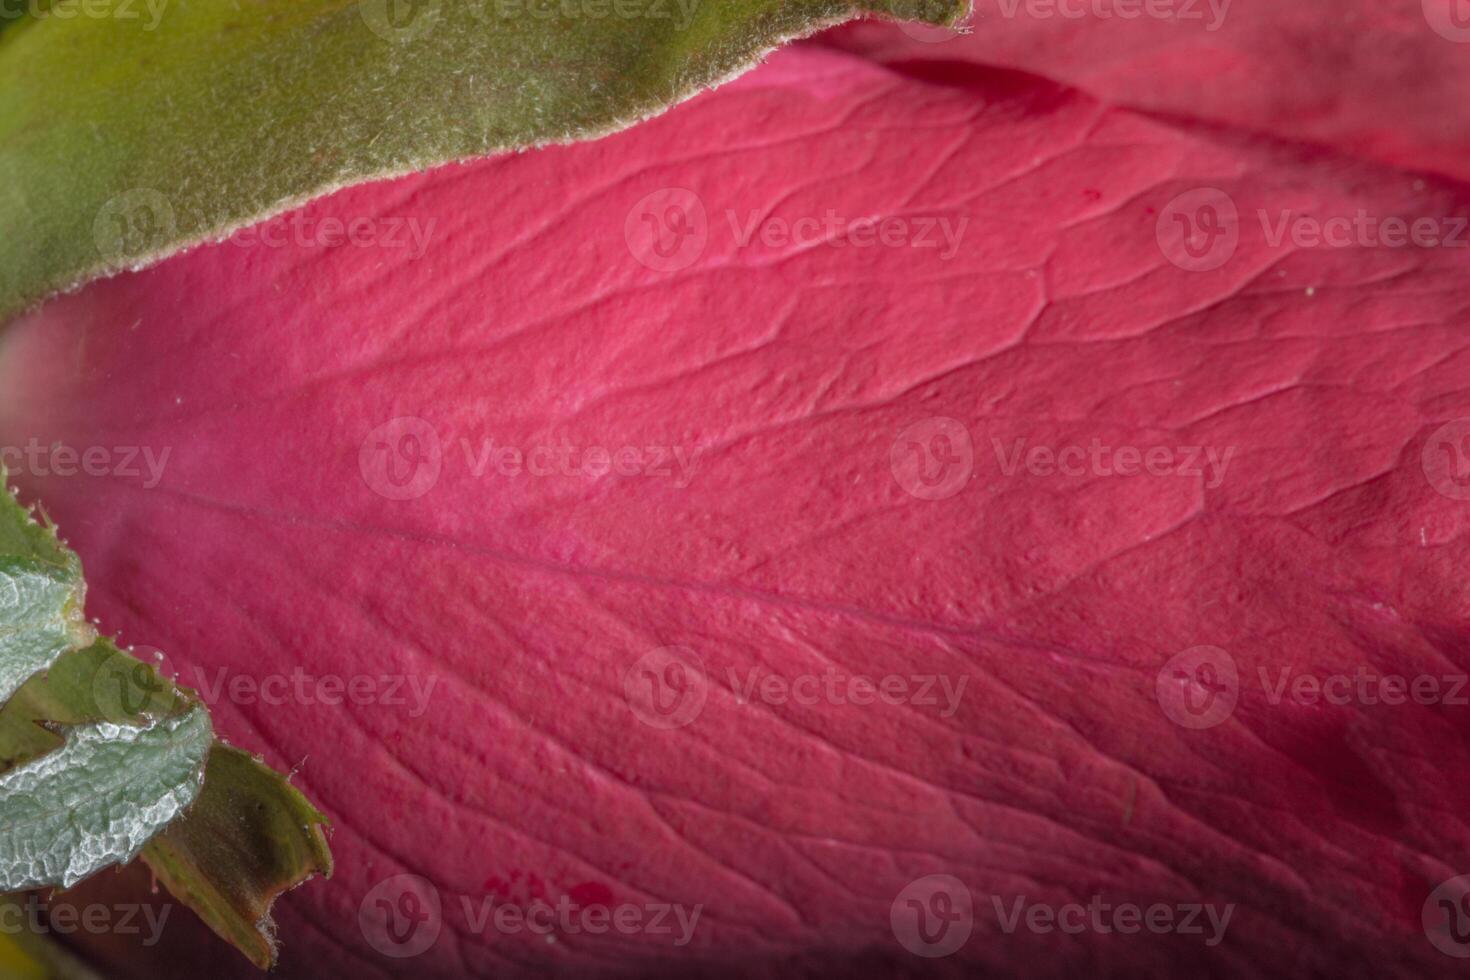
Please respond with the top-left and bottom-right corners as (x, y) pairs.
(0, 0), (968, 321)
(0, 559), (86, 707)
(0, 639), (196, 772)
(0, 484), (92, 705)
(0, 634), (213, 896)
(0, 480), (331, 966)
(1, 643), (332, 969)
(143, 747), (334, 971)
(0, 708), (213, 891)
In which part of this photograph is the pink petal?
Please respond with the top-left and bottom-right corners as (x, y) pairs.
(3, 40), (1469, 978)
(825, 0), (1470, 182)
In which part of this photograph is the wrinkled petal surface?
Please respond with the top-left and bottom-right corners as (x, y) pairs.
(828, 0), (1470, 182)
(3, 37), (1470, 980)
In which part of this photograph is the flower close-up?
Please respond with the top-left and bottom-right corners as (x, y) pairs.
(2, 2), (1470, 978)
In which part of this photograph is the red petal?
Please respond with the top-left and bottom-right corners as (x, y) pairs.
(825, 0), (1470, 182)
(3, 41), (1469, 978)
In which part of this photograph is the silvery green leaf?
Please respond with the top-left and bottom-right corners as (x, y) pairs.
(0, 479), (92, 704)
(0, 708), (212, 891)
(0, 559), (89, 706)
